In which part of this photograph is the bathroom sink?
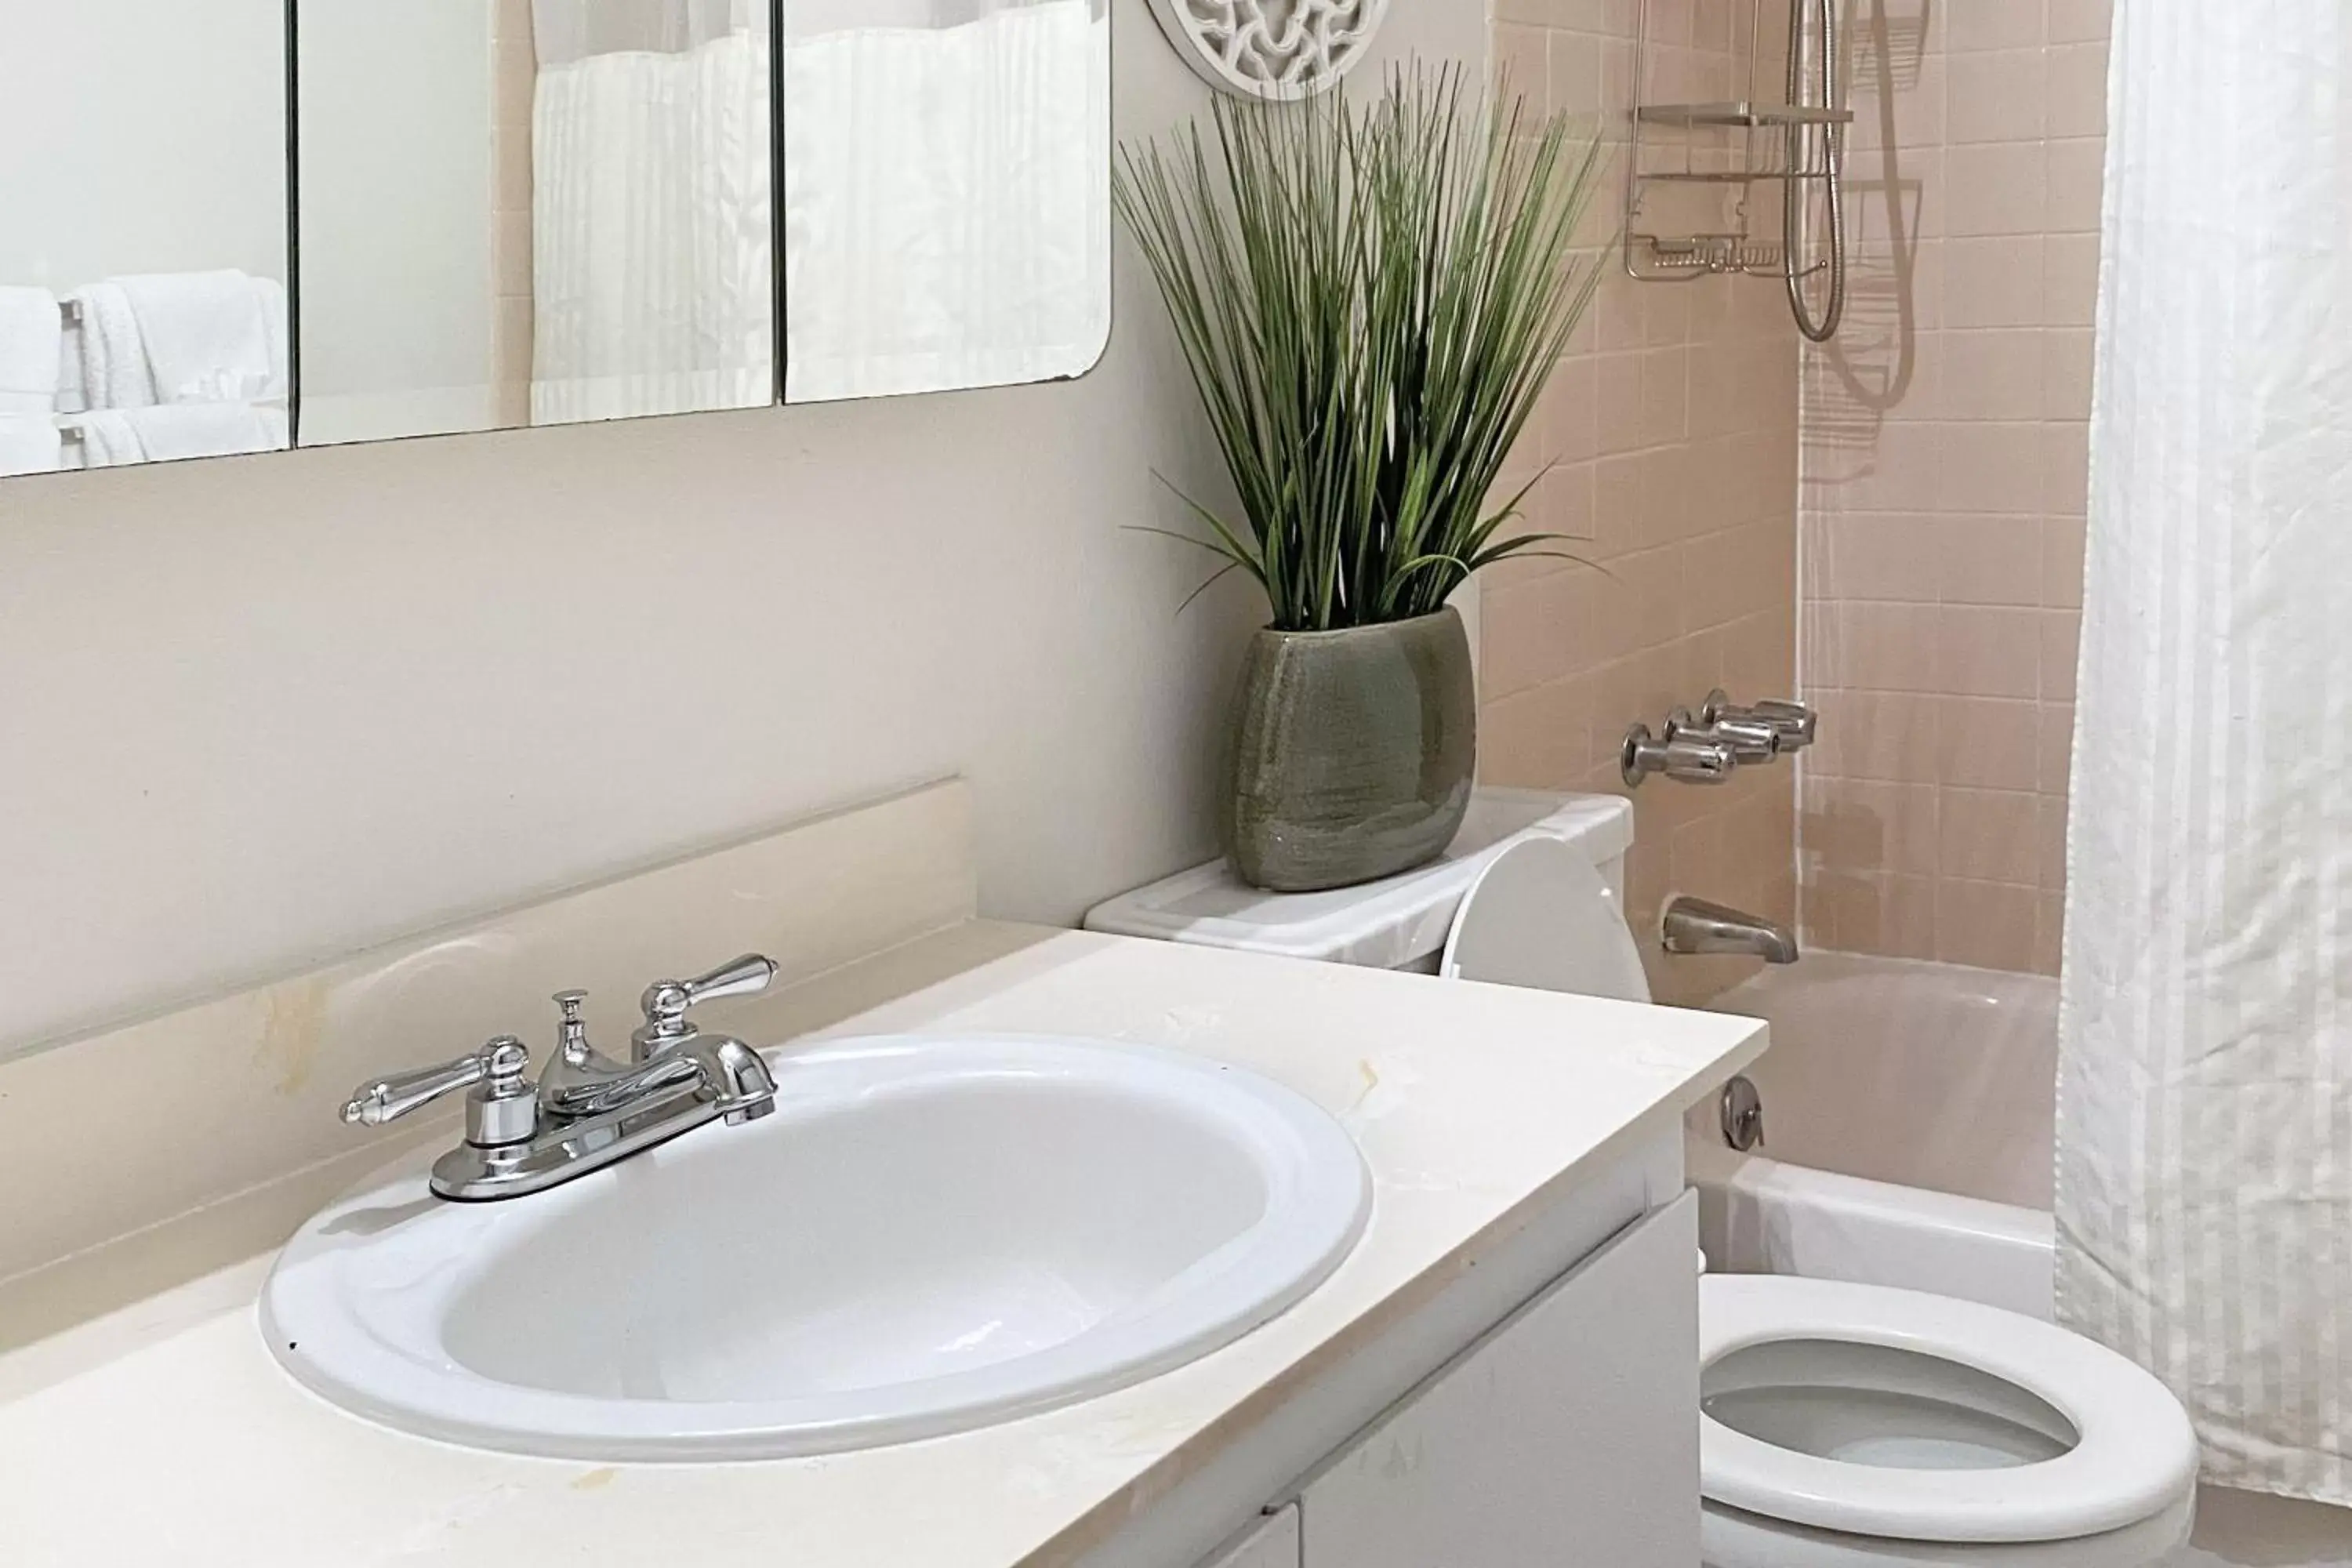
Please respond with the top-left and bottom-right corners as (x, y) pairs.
(263, 1035), (1370, 1461)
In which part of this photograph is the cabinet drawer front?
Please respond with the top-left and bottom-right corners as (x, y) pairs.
(1300, 1195), (1700, 1568)
(1199, 1503), (1301, 1568)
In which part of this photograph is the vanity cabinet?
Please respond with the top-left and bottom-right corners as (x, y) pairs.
(1292, 1195), (1700, 1568)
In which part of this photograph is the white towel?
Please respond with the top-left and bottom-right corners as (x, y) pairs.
(63, 284), (157, 410)
(67, 412), (140, 467)
(112, 271), (285, 405)
(257, 276), (289, 401)
(0, 285), (63, 418)
(67, 404), (289, 467)
(0, 415), (61, 477)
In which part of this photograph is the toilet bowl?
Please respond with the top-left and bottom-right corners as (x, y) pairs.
(1087, 792), (2205, 1566)
(1696, 1274), (2199, 1566)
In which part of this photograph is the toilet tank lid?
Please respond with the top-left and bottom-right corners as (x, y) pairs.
(1083, 789), (1634, 970)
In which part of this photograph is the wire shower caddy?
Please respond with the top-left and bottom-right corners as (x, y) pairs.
(1623, 0), (1851, 340)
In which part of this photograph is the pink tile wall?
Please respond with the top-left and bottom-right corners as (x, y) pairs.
(1798, 0), (2107, 975)
(1482, 0), (1803, 1007)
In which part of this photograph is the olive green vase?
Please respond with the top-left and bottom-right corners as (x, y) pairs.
(1222, 606), (1477, 893)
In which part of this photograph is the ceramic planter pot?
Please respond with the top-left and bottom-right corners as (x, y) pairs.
(1222, 606), (1476, 893)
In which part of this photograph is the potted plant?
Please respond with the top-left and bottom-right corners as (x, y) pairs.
(1116, 67), (1606, 892)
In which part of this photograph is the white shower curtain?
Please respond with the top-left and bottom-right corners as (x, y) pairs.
(530, 0), (773, 423)
(2057, 3), (2352, 1505)
(782, 0), (1110, 402)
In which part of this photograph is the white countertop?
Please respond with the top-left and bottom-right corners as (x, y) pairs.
(0, 924), (1763, 1568)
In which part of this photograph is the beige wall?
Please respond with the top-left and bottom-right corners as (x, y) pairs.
(1798, 0), (2109, 974)
(1483, 0), (1802, 1007)
(0, 1), (1488, 1054)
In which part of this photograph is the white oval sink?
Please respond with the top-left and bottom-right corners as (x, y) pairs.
(263, 1035), (1370, 1460)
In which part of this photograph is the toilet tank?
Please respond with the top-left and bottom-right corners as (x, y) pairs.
(1084, 789), (1635, 975)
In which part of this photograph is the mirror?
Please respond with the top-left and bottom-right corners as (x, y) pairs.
(779, 0), (1111, 403)
(296, 0), (778, 443)
(0, 0), (292, 475)
(0, 0), (1108, 481)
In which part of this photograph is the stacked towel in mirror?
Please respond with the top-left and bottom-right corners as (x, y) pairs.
(54, 270), (290, 467)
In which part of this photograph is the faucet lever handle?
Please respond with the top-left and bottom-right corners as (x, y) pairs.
(635, 953), (778, 1054)
(679, 953), (779, 1007)
(343, 1037), (532, 1127)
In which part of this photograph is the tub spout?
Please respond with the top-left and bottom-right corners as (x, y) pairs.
(1661, 896), (1800, 964)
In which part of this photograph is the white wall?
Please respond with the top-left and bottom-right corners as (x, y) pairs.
(296, 0), (499, 445)
(0, 0), (286, 290)
(0, 0), (1486, 1054)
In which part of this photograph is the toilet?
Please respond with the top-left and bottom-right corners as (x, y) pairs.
(1088, 789), (2202, 1568)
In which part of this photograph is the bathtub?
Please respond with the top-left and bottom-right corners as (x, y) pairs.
(1686, 951), (2060, 1320)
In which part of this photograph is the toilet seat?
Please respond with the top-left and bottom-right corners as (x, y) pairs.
(1701, 1275), (2200, 1545)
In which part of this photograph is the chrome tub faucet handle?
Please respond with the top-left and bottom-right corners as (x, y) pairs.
(1664, 703), (1781, 763)
(1622, 721), (1739, 787)
(1703, 689), (1818, 751)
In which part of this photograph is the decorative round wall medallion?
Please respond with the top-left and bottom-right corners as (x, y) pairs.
(1145, 0), (1391, 100)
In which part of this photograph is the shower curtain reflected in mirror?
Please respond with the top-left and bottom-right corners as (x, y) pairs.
(530, 0), (775, 423)
(2058, 0), (2352, 1508)
(781, 0), (1112, 403)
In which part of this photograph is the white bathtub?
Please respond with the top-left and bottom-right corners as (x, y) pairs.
(1687, 951), (2060, 1320)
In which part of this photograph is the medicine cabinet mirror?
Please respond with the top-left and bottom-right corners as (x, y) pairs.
(0, 0), (1110, 479)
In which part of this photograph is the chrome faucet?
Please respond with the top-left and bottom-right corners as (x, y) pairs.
(1700, 689), (1817, 752)
(1661, 896), (1800, 964)
(341, 953), (782, 1202)
(1623, 692), (1820, 789)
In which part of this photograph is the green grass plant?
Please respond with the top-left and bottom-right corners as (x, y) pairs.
(1116, 66), (1606, 631)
